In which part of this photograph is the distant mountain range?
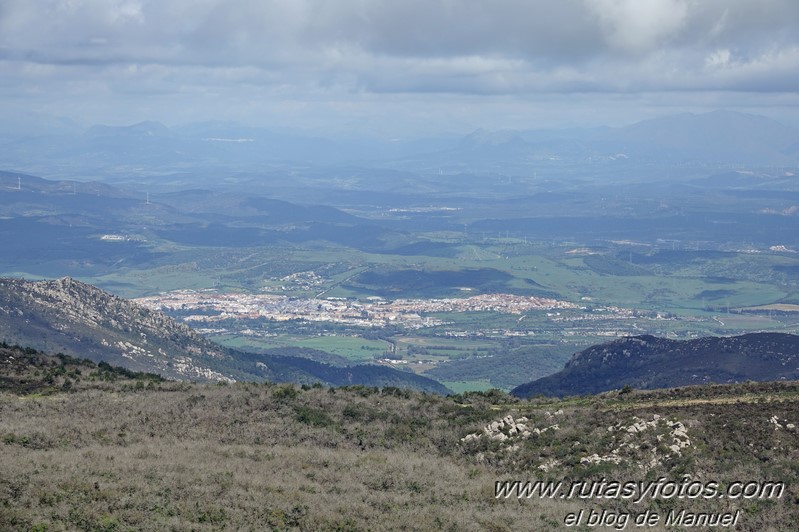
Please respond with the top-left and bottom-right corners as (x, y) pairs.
(511, 333), (799, 398)
(0, 277), (450, 393)
(447, 110), (799, 167)
(1, 111), (797, 184)
(598, 110), (799, 165)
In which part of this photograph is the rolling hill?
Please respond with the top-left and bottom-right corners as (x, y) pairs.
(511, 333), (799, 398)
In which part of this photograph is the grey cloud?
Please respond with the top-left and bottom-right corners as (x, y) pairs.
(305, 1), (604, 64)
(2, 1), (797, 86)
(1, 0), (798, 134)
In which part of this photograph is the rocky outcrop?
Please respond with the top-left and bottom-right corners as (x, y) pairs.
(0, 277), (234, 381)
(601, 414), (692, 469)
(462, 410), (693, 473)
(461, 412), (561, 445)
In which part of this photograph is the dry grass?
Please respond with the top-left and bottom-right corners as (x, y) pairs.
(2, 366), (799, 530)
(0, 383), (581, 531)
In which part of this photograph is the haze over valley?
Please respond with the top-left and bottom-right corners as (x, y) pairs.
(2, 109), (799, 392)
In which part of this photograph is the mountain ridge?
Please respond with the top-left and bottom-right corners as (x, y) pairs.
(0, 277), (450, 393)
(511, 332), (799, 398)
(0, 276), (234, 381)
(2, 110), (797, 179)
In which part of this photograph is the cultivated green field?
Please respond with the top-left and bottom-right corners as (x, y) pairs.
(211, 333), (391, 363)
(6, 222), (799, 392)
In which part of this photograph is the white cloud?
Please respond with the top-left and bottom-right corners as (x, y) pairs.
(705, 48), (732, 69)
(587, 0), (689, 53)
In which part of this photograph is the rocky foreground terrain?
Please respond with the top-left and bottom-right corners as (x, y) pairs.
(2, 345), (798, 530)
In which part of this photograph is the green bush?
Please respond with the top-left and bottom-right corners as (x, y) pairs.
(294, 405), (335, 427)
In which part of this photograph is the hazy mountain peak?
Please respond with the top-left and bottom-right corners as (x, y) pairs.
(609, 110), (799, 164)
(86, 121), (175, 139)
(459, 128), (526, 148)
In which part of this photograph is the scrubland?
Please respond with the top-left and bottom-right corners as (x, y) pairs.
(2, 347), (798, 530)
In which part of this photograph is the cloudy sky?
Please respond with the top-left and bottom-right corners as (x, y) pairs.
(1, 0), (798, 136)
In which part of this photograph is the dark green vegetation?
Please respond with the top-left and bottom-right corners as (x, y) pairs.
(0, 343), (164, 395)
(234, 350), (450, 394)
(2, 347), (799, 530)
(425, 342), (574, 390)
(512, 333), (799, 398)
(345, 267), (553, 298)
